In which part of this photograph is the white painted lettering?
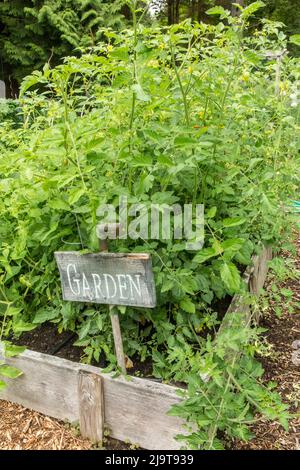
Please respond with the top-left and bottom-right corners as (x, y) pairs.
(92, 273), (104, 299)
(82, 272), (91, 298)
(67, 264), (80, 295)
(103, 273), (117, 299)
(116, 274), (129, 300)
(127, 274), (141, 300)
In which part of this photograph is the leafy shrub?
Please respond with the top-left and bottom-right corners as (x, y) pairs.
(0, 99), (22, 125)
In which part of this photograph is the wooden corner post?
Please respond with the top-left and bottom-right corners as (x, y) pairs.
(78, 370), (104, 443)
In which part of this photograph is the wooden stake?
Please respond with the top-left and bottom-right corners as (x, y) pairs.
(98, 223), (126, 375)
(108, 305), (126, 374)
(265, 50), (287, 96)
(275, 56), (281, 96)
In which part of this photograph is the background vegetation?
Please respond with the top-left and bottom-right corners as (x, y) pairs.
(0, 0), (299, 94)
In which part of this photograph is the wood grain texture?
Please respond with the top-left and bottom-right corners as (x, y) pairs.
(78, 371), (104, 442)
(219, 246), (272, 333)
(249, 246), (272, 295)
(55, 251), (156, 308)
(109, 307), (126, 374)
(0, 346), (185, 450)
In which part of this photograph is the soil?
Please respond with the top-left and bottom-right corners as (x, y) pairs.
(11, 323), (156, 380)
(10, 292), (233, 380)
(12, 325), (83, 363)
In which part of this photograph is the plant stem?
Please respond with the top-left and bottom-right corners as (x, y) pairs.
(170, 44), (190, 126)
(128, 0), (139, 192)
(207, 368), (234, 449)
(0, 303), (11, 341)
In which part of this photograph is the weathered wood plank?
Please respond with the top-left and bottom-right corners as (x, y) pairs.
(78, 370), (104, 443)
(55, 251), (156, 308)
(0, 347), (184, 450)
(249, 246), (272, 295)
(109, 306), (126, 374)
(219, 246), (272, 333)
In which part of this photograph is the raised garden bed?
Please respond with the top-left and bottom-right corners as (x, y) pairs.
(0, 246), (272, 450)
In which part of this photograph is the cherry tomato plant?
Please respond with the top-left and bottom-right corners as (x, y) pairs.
(0, 1), (299, 449)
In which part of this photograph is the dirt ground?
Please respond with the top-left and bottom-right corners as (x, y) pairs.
(0, 238), (300, 450)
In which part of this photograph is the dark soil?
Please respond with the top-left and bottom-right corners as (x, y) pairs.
(11, 290), (233, 379)
(12, 322), (155, 380)
(12, 324), (87, 363)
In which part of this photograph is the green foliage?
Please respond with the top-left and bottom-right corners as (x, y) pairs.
(262, 1), (300, 46)
(0, 98), (17, 120)
(169, 317), (290, 449)
(0, 4), (299, 448)
(260, 254), (300, 318)
(0, 99), (22, 126)
(0, 302), (25, 390)
(0, 0), (127, 84)
(1, 0), (299, 88)
(0, 363), (22, 379)
(152, 1), (299, 57)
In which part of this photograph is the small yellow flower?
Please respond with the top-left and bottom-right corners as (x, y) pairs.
(241, 72), (250, 82)
(280, 82), (289, 92)
(107, 44), (113, 52)
(148, 59), (159, 68)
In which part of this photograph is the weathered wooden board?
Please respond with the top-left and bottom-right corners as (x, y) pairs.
(219, 246), (272, 333)
(55, 252), (156, 308)
(249, 246), (272, 296)
(0, 347), (184, 450)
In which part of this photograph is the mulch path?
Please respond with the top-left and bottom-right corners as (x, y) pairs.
(0, 400), (92, 450)
(233, 235), (300, 450)
(0, 400), (130, 450)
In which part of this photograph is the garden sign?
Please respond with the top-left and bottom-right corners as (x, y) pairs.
(55, 224), (156, 373)
(54, 251), (156, 308)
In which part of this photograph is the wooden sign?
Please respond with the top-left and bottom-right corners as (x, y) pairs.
(55, 251), (156, 308)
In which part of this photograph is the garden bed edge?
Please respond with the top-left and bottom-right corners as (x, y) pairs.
(0, 246), (272, 450)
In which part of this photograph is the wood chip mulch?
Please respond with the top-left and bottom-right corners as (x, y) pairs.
(234, 234), (300, 450)
(0, 400), (92, 450)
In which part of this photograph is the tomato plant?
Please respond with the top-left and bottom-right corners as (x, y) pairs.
(0, 2), (299, 448)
